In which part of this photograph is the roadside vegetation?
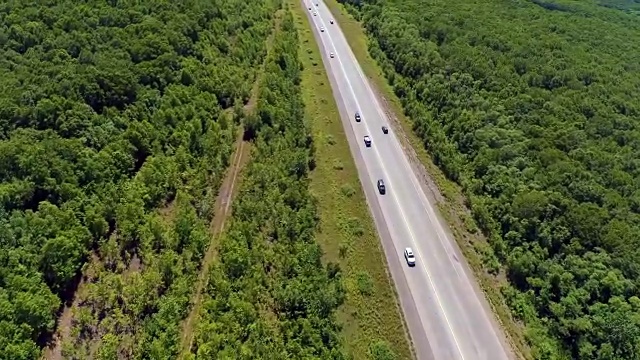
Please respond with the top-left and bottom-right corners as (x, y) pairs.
(337, 0), (640, 358)
(0, 0), (278, 358)
(289, 1), (412, 359)
(188, 9), (347, 359)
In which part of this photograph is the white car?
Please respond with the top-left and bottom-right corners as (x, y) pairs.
(320, 26), (325, 32)
(363, 135), (372, 147)
(330, 19), (334, 24)
(404, 247), (416, 267)
(330, 52), (334, 58)
(313, 12), (317, 16)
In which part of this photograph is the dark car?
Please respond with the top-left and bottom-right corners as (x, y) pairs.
(355, 112), (361, 122)
(377, 179), (386, 194)
(382, 126), (389, 134)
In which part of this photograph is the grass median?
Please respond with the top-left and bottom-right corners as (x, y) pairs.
(289, 1), (413, 359)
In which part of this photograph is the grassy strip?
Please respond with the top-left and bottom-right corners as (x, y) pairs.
(289, 1), (413, 359)
(322, 1), (530, 358)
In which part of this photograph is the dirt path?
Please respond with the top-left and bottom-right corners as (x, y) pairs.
(178, 10), (283, 359)
(43, 291), (76, 360)
(178, 11), (284, 357)
(42, 253), (99, 360)
(177, 132), (251, 358)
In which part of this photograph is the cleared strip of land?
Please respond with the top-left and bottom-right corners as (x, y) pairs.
(176, 9), (285, 357)
(177, 132), (251, 358)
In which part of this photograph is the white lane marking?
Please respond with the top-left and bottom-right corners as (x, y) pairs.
(305, 2), (466, 359)
(322, 3), (507, 355)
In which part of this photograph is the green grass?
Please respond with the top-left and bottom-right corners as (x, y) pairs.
(322, 1), (531, 358)
(289, 2), (413, 359)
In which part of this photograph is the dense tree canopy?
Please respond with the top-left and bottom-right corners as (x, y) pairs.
(191, 11), (346, 359)
(341, 0), (640, 358)
(0, 0), (278, 358)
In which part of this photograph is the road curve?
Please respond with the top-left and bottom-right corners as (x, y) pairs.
(300, 2), (515, 360)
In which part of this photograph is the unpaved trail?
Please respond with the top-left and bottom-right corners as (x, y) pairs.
(178, 11), (283, 357)
(42, 253), (98, 360)
(177, 132), (251, 358)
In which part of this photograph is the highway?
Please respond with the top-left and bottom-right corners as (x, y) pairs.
(300, 1), (515, 360)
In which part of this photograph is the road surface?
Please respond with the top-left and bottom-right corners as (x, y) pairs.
(301, 2), (515, 360)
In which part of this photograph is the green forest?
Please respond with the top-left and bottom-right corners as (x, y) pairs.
(0, 0), (280, 358)
(190, 10), (347, 359)
(338, 0), (640, 358)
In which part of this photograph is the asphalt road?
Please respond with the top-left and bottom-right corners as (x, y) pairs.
(300, 2), (515, 360)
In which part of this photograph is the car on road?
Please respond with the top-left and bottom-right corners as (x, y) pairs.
(364, 135), (372, 147)
(377, 179), (386, 194)
(354, 111), (361, 122)
(313, 12), (317, 16)
(330, 52), (334, 58)
(315, 3), (319, 6)
(330, 19), (334, 24)
(404, 247), (416, 267)
(320, 26), (325, 32)
(382, 125), (389, 134)
(308, 6), (311, 10)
